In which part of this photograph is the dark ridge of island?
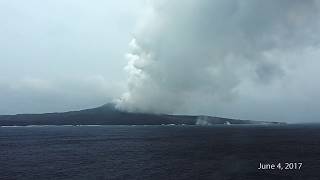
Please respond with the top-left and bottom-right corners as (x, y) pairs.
(0, 103), (285, 126)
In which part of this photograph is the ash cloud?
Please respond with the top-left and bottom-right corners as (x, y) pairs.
(116, 0), (320, 122)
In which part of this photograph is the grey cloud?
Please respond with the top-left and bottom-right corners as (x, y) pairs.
(116, 0), (320, 122)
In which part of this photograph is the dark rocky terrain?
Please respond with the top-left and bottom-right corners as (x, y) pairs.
(0, 103), (284, 126)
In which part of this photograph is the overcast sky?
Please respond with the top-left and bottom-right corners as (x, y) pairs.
(0, 0), (144, 114)
(1, 0), (320, 123)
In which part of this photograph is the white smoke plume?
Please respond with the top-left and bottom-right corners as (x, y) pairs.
(116, 0), (320, 122)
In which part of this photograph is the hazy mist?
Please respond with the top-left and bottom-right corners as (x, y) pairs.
(1, 0), (320, 122)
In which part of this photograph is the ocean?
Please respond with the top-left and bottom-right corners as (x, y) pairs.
(1, 124), (319, 180)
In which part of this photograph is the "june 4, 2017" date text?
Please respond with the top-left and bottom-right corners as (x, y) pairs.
(258, 162), (302, 170)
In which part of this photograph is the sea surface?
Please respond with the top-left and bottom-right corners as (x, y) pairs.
(1, 124), (320, 180)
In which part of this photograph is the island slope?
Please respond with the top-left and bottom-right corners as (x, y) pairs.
(0, 104), (284, 126)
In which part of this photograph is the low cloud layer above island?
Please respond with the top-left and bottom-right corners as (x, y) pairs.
(116, 0), (320, 122)
(0, 76), (124, 114)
